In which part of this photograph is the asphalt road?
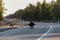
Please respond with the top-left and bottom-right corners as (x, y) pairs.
(0, 22), (60, 40)
(41, 23), (60, 40)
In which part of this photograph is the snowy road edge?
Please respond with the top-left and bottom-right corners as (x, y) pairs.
(37, 24), (52, 40)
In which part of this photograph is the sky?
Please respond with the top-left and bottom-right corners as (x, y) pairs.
(3, 0), (56, 17)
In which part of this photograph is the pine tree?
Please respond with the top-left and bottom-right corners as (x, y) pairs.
(0, 0), (4, 21)
(41, 0), (50, 20)
(57, 0), (60, 7)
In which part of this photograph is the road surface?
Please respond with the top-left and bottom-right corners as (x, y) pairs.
(41, 23), (60, 40)
(0, 22), (60, 40)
